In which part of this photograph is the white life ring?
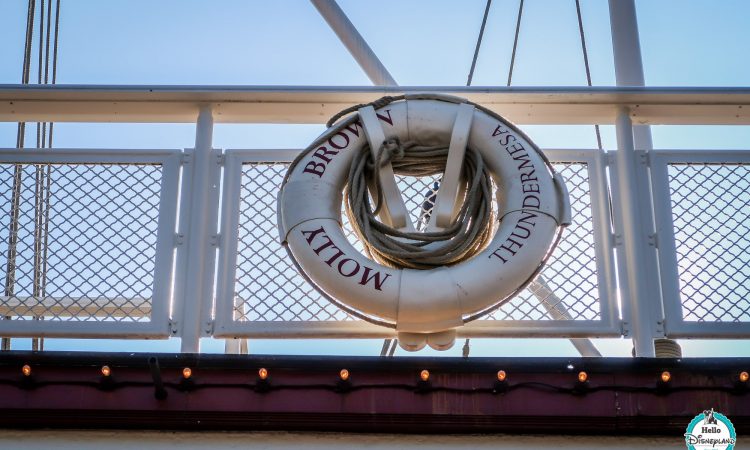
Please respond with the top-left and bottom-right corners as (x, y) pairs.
(278, 95), (570, 350)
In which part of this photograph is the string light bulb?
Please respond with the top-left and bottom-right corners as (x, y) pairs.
(420, 370), (430, 382)
(22, 365), (31, 377)
(101, 365), (111, 377)
(739, 371), (749, 383)
(258, 368), (268, 380)
(497, 370), (507, 382)
(339, 369), (349, 381)
(578, 371), (588, 383)
(660, 371), (671, 383)
(182, 367), (192, 379)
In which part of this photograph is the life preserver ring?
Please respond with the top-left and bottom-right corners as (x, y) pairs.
(278, 94), (570, 350)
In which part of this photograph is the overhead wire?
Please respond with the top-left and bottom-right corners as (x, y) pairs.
(575, 0), (603, 150)
(38, 0), (61, 353)
(32, 0), (50, 352)
(2, 0), (60, 351)
(507, 0), (524, 86)
(466, 0), (492, 86)
(3, 0), (37, 352)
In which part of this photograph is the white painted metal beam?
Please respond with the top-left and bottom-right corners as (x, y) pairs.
(614, 108), (656, 357)
(178, 106), (215, 353)
(609, 0), (654, 149)
(2, 85), (750, 125)
(310, 0), (397, 86)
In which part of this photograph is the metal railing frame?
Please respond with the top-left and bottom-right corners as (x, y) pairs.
(213, 147), (621, 339)
(649, 149), (750, 339)
(0, 148), (181, 338)
(0, 87), (749, 353)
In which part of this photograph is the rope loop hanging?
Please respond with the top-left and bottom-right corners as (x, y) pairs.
(278, 94), (570, 339)
(344, 136), (495, 270)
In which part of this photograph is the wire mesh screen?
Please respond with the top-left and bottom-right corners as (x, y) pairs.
(233, 161), (600, 323)
(667, 163), (750, 323)
(235, 163), (354, 322)
(487, 163), (599, 321)
(0, 162), (163, 322)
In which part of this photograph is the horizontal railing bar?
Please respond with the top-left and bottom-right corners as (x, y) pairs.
(226, 148), (606, 162)
(2, 85), (750, 125)
(0, 321), (166, 338)
(213, 320), (620, 339)
(0, 148), (181, 163)
(0, 297), (151, 318)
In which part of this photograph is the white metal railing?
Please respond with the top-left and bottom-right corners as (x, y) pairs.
(0, 86), (749, 355)
(650, 150), (750, 338)
(0, 148), (181, 337)
(213, 148), (620, 339)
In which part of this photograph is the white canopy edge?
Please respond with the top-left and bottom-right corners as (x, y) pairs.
(1, 85), (750, 125)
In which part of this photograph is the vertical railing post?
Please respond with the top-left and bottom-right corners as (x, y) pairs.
(609, 0), (665, 356)
(615, 108), (656, 357)
(179, 105), (214, 353)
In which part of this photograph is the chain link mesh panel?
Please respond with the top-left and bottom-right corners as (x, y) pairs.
(233, 161), (600, 323)
(488, 163), (600, 321)
(235, 163), (355, 322)
(667, 163), (750, 323)
(0, 162), (163, 322)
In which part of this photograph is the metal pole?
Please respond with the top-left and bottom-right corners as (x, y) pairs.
(530, 276), (601, 357)
(310, 0), (397, 86)
(180, 105), (214, 353)
(615, 108), (655, 357)
(610, 0), (662, 356)
(609, 0), (653, 150)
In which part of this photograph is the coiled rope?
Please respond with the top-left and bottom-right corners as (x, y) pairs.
(286, 94), (561, 273)
(284, 94), (565, 327)
(344, 135), (495, 270)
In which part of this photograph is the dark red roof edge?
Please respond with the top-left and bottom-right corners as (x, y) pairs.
(1, 351), (748, 434)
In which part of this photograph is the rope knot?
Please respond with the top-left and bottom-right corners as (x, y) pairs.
(378, 137), (405, 165)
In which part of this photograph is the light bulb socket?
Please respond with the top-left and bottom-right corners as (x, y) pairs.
(19, 366), (35, 389)
(573, 381), (589, 395)
(656, 371), (672, 393)
(336, 379), (352, 393)
(335, 369), (352, 393)
(178, 378), (195, 391)
(493, 379), (508, 394)
(178, 369), (195, 391)
(734, 371), (749, 392)
(99, 366), (116, 391)
(255, 368), (271, 393)
(416, 370), (432, 393)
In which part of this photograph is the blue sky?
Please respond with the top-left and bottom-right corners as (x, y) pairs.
(2, 0), (750, 149)
(0, 0), (749, 356)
